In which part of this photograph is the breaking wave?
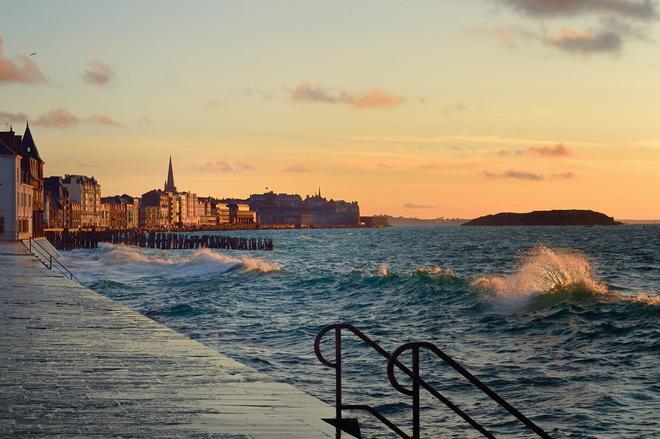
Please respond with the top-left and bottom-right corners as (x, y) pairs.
(94, 243), (281, 275)
(471, 245), (658, 312)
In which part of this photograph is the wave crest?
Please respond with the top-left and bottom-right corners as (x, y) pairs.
(472, 245), (608, 312)
(97, 244), (281, 274)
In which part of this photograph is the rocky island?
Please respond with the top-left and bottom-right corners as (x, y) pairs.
(462, 209), (622, 226)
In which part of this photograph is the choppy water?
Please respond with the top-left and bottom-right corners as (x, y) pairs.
(61, 226), (660, 438)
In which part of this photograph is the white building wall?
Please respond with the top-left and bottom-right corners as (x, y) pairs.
(0, 155), (32, 240)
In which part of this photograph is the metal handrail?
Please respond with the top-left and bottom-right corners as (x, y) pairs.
(314, 323), (551, 439)
(387, 342), (551, 439)
(23, 238), (79, 282)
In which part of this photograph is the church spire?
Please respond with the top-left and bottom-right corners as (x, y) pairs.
(22, 121), (43, 162)
(164, 156), (176, 192)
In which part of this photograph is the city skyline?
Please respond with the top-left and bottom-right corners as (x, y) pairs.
(2, 1), (660, 219)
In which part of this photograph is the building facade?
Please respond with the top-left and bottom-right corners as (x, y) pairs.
(248, 190), (359, 227)
(62, 174), (102, 228)
(0, 128), (34, 240)
(101, 195), (140, 229)
(44, 177), (71, 229)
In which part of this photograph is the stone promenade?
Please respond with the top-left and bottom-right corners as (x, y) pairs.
(0, 241), (334, 438)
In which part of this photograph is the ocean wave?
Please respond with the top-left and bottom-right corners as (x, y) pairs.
(95, 243), (281, 275)
(471, 245), (658, 312)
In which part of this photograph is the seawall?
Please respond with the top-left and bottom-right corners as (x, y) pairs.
(0, 240), (334, 437)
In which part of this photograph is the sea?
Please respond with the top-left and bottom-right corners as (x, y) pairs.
(60, 226), (660, 438)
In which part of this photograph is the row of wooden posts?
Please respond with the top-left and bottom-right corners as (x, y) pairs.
(44, 230), (274, 251)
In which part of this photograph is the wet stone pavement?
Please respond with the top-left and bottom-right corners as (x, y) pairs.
(0, 241), (334, 438)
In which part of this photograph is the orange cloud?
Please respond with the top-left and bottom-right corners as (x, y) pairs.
(88, 115), (121, 127)
(34, 108), (120, 128)
(545, 28), (622, 54)
(34, 108), (80, 128)
(0, 36), (45, 84)
(529, 143), (572, 157)
(484, 169), (576, 180)
(82, 61), (115, 86)
(289, 82), (404, 109)
(201, 161), (256, 172)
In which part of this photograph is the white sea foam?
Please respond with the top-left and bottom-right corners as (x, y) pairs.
(472, 245), (608, 312)
(471, 245), (660, 311)
(95, 244), (281, 276)
(378, 263), (390, 276)
(416, 266), (455, 278)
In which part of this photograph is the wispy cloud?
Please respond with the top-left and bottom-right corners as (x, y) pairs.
(204, 99), (223, 108)
(494, 0), (657, 21)
(201, 160), (256, 173)
(484, 1), (658, 56)
(283, 164), (313, 173)
(289, 82), (405, 109)
(485, 170), (545, 180)
(403, 202), (434, 209)
(82, 61), (115, 86)
(34, 108), (80, 128)
(528, 143), (572, 157)
(551, 171), (575, 179)
(545, 28), (623, 54)
(484, 169), (576, 180)
(88, 115), (121, 127)
(0, 111), (28, 123)
(33, 108), (120, 128)
(419, 164), (446, 170)
(0, 36), (45, 84)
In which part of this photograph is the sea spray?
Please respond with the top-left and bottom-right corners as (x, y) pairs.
(378, 263), (389, 276)
(471, 245), (608, 312)
(73, 243), (281, 279)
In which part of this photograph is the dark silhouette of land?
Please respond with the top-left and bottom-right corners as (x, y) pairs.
(462, 210), (622, 226)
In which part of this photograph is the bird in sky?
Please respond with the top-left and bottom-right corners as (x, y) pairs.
(29, 52), (37, 56)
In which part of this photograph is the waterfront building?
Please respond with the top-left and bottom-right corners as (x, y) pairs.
(101, 195), (140, 229)
(139, 189), (172, 228)
(197, 197), (218, 226)
(248, 190), (360, 227)
(62, 174), (102, 228)
(20, 123), (46, 237)
(0, 127), (34, 240)
(70, 202), (82, 229)
(139, 157), (203, 228)
(217, 202), (256, 225)
(44, 177), (71, 229)
(247, 192), (304, 225)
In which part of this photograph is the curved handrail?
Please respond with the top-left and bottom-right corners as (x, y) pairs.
(387, 342), (551, 439)
(315, 323), (495, 438)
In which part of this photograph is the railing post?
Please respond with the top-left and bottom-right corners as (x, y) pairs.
(412, 345), (420, 439)
(49, 255), (52, 270)
(335, 326), (342, 438)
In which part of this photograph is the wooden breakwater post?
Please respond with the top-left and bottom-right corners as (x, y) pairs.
(44, 230), (274, 252)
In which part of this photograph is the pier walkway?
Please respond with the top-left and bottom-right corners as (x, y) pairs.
(0, 241), (334, 438)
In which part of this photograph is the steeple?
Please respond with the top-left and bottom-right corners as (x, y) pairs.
(164, 156), (177, 192)
(22, 121), (43, 163)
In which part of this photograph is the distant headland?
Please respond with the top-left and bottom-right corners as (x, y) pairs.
(462, 210), (622, 227)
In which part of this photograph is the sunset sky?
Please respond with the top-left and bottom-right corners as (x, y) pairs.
(2, 0), (660, 219)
